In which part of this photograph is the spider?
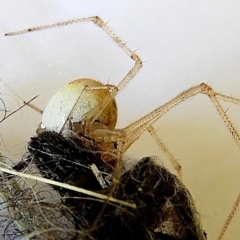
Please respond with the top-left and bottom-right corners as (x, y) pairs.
(1, 16), (240, 239)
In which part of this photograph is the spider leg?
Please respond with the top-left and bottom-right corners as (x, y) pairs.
(5, 17), (142, 129)
(121, 83), (240, 152)
(76, 17), (142, 132)
(218, 192), (240, 240)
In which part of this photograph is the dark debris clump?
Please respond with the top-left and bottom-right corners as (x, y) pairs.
(0, 131), (207, 240)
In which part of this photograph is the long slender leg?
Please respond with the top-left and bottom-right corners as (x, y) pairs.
(215, 93), (240, 239)
(217, 193), (240, 240)
(5, 17), (142, 127)
(121, 83), (240, 153)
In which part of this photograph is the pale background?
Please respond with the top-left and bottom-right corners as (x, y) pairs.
(1, 1), (240, 239)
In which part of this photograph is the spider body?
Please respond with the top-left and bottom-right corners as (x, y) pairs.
(2, 15), (240, 240)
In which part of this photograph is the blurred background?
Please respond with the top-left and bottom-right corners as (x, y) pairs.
(1, 1), (240, 239)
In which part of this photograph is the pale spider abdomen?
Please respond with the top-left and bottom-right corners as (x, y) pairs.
(40, 78), (118, 135)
